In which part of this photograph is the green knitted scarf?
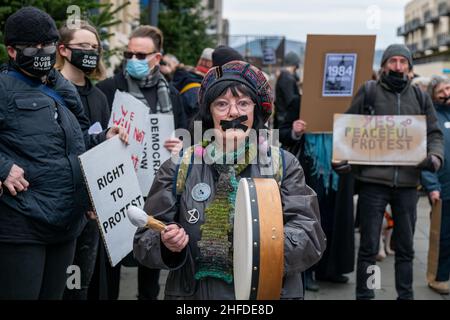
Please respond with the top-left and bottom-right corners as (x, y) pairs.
(195, 142), (257, 284)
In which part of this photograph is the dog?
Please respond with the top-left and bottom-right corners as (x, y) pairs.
(376, 205), (395, 261)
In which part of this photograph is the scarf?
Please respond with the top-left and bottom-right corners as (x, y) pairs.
(304, 133), (339, 193)
(381, 70), (409, 93)
(195, 141), (257, 284)
(125, 66), (172, 113)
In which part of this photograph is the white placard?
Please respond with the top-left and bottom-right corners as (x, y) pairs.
(108, 90), (149, 170)
(79, 136), (144, 266)
(137, 114), (175, 196)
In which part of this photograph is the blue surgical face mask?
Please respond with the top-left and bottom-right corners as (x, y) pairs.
(126, 59), (149, 79)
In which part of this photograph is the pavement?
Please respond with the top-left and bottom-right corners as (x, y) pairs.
(118, 195), (449, 300)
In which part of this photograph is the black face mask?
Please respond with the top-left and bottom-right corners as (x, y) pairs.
(67, 48), (99, 74)
(220, 115), (249, 131)
(435, 96), (450, 108)
(15, 49), (56, 78)
(381, 70), (409, 93)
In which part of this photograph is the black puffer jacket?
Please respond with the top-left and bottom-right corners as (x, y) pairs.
(0, 65), (105, 244)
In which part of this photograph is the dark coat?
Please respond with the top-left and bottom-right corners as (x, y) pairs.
(274, 70), (300, 129)
(0, 66), (104, 243)
(422, 103), (450, 200)
(172, 68), (203, 125)
(96, 72), (187, 130)
(75, 78), (110, 129)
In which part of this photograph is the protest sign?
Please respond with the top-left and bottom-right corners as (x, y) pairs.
(322, 53), (357, 97)
(108, 90), (148, 170)
(79, 136), (144, 266)
(137, 114), (175, 196)
(300, 35), (376, 132)
(427, 199), (442, 283)
(332, 114), (427, 165)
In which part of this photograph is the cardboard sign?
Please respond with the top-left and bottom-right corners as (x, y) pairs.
(79, 136), (144, 266)
(427, 199), (442, 283)
(322, 53), (357, 97)
(108, 90), (149, 170)
(332, 114), (427, 165)
(300, 35), (376, 132)
(137, 114), (175, 196)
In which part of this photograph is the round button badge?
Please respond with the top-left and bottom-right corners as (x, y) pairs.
(191, 183), (211, 202)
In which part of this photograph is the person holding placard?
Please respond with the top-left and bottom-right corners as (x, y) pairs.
(0, 7), (125, 300)
(55, 19), (112, 300)
(342, 44), (444, 300)
(133, 60), (326, 300)
(421, 75), (450, 295)
(97, 25), (187, 300)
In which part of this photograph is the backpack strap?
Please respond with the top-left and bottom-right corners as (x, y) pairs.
(362, 80), (377, 115)
(6, 70), (67, 108)
(173, 145), (195, 197)
(180, 82), (201, 94)
(270, 146), (285, 185)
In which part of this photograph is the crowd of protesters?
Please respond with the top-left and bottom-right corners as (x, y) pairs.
(0, 6), (449, 300)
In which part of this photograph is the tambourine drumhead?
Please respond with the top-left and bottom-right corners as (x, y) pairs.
(233, 178), (253, 300)
(234, 178), (284, 300)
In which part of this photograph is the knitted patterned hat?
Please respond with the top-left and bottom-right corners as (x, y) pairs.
(198, 60), (274, 122)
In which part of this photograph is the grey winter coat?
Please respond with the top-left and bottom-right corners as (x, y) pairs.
(133, 149), (326, 299)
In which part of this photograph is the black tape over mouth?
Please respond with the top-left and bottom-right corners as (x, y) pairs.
(220, 115), (248, 131)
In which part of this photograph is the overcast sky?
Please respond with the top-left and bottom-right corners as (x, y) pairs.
(223, 0), (411, 50)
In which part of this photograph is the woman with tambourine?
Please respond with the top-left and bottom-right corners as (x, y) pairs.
(133, 60), (326, 300)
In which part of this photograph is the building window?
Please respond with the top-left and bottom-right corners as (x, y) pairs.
(208, 0), (215, 10)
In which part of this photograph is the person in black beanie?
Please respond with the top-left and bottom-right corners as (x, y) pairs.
(0, 7), (126, 300)
(212, 45), (244, 67)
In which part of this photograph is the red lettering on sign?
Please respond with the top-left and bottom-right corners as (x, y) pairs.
(134, 128), (146, 144)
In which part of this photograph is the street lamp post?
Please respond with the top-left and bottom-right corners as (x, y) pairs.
(150, 0), (160, 27)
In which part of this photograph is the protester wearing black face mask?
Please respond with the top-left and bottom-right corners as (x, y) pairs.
(0, 7), (126, 300)
(13, 41), (57, 78)
(56, 20), (111, 301)
(341, 44), (444, 300)
(422, 76), (450, 295)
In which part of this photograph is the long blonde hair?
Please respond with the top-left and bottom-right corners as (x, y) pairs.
(55, 20), (107, 80)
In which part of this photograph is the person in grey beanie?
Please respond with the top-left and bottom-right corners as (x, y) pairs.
(340, 44), (444, 300)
